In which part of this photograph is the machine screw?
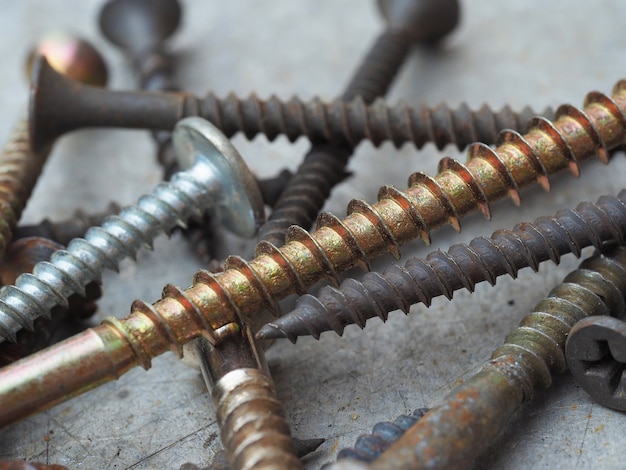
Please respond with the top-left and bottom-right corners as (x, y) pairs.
(0, 117), (264, 344)
(0, 80), (623, 427)
(566, 315), (626, 411)
(0, 35), (107, 258)
(259, 191), (626, 341)
(28, 56), (552, 155)
(364, 244), (626, 469)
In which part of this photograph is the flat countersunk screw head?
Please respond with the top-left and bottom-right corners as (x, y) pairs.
(566, 315), (626, 411)
(377, 0), (460, 43)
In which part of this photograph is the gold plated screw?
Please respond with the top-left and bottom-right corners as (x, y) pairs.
(1, 80), (625, 427)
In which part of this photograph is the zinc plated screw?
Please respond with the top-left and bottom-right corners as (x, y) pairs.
(346, 244), (626, 470)
(259, 191), (626, 341)
(0, 80), (624, 428)
(258, 0), (460, 246)
(0, 117), (264, 344)
(0, 35), (108, 258)
(566, 315), (626, 411)
(28, 56), (553, 155)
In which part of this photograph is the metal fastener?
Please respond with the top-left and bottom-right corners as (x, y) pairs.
(259, 190), (626, 341)
(362, 244), (626, 469)
(0, 117), (264, 344)
(0, 80), (623, 427)
(566, 315), (626, 411)
(28, 56), (552, 155)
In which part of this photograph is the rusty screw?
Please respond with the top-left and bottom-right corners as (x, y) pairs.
(259, 190), (626, 341)
(0, 117), (264, 344)
(0, 80), (623, 427)
(28, 55), (553, 155)
(340, 244), (626, 470)
(566, 315), (626, 411)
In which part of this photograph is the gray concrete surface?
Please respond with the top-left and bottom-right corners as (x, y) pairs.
(0, 0), (625, 468)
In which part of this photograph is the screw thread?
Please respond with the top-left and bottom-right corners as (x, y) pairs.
(259, 190), (626, 341)
(0, 116), (50, 256)
(0, 164), (214, 343)
(212, 368), (303, 470)
(200, 93), (555, 151)
(331, 408), (429, 465)
(371, 245), (626, 469)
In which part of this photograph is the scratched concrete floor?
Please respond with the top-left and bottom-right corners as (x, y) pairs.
(0, 0), (626, 468)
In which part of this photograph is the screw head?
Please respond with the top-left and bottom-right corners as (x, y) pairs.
(172, 117), (265, 238)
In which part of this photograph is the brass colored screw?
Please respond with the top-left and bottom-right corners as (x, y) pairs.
(359, 245), (626, 470)
(0, 80), (624, 427)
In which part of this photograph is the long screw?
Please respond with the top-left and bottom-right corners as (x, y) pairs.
(28, 56), (553, 155)
(349, 244), (626, 470)
(196, 327), (305, 470)
(0, 117), (264, 344)
(566, 315), (626, 411)
(0, 80), (624, 427)
(258, 0), (460, 246)
(259, 190), (626, 341)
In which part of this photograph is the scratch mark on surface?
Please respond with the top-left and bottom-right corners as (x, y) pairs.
(47, 415), (91, 456)
(124, 420), (216, 469)
(575, 403), (593, 469)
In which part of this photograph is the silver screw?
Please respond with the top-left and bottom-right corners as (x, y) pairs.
(0, 117), (264, 343)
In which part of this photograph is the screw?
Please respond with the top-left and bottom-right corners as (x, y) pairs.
(259, 190), (626, 341)
(0, 80), (623, 428)
(28, 55), (553, 155)
(329, 408), (429, 465)
(360, 244), (626, 469)
(0, 117), (264, 344)
(0, 35), (108, 258)
(195, 325), (308, 470)
(566, 315), (626, 411)
(0, 237), (101, 366)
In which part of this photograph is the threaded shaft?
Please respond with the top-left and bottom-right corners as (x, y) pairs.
(0, 162), (215, 343)
(370, 245), (626, 469)
(200, 93), (554, 151)
(0, 116), (50, 257)
(333, 408), (429, 464)
(259, 190), (626, 341)
(212, 368), (303, 470)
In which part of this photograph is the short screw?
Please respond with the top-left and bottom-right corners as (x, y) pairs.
(566, 315), (626, 411)
(28, 56), (553, 155)
(0, 117), (264, 344)
(258, 190), (626, 342)
(0, 80), (624, 427)
(367, 244), (626, 469)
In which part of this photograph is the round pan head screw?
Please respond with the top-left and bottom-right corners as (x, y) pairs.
(566, 315), (626, 411)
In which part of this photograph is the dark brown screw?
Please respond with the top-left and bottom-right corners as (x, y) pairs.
(566, 315), (626, 411)
(0, 79), (624, 428)
(356, 244), (626, 469)
(259, 190), (626, 341)
(28, 56), (555, 156)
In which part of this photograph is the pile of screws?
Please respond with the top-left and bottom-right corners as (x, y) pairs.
(1, 1), (626, 469)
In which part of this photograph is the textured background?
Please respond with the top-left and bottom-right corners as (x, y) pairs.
(1, 0), (626, 468)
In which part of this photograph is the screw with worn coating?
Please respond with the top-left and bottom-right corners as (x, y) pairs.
(259, 190), (626, 341)
(28, 55), (553, 155)
(566, 315), (626, 411)
(341, 244), (626, 470)
(0, 117), (264, 344)
(0, 80), (623, 428)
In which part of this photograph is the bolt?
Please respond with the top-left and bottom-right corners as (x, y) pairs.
(329, 408), (429, 465)
(361, 244), (626, 469)
(566, 315), (626, 411)
(0, 237), (101, 366)
(196, 326), (307, 470)
(28, 55), (553, 155)
(12, 203), (120, 245)
(259, 190), (626, 341)
(0, 117), (264, 344)
(0, 35), (108, 258)
(0, 80), (623, 428)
